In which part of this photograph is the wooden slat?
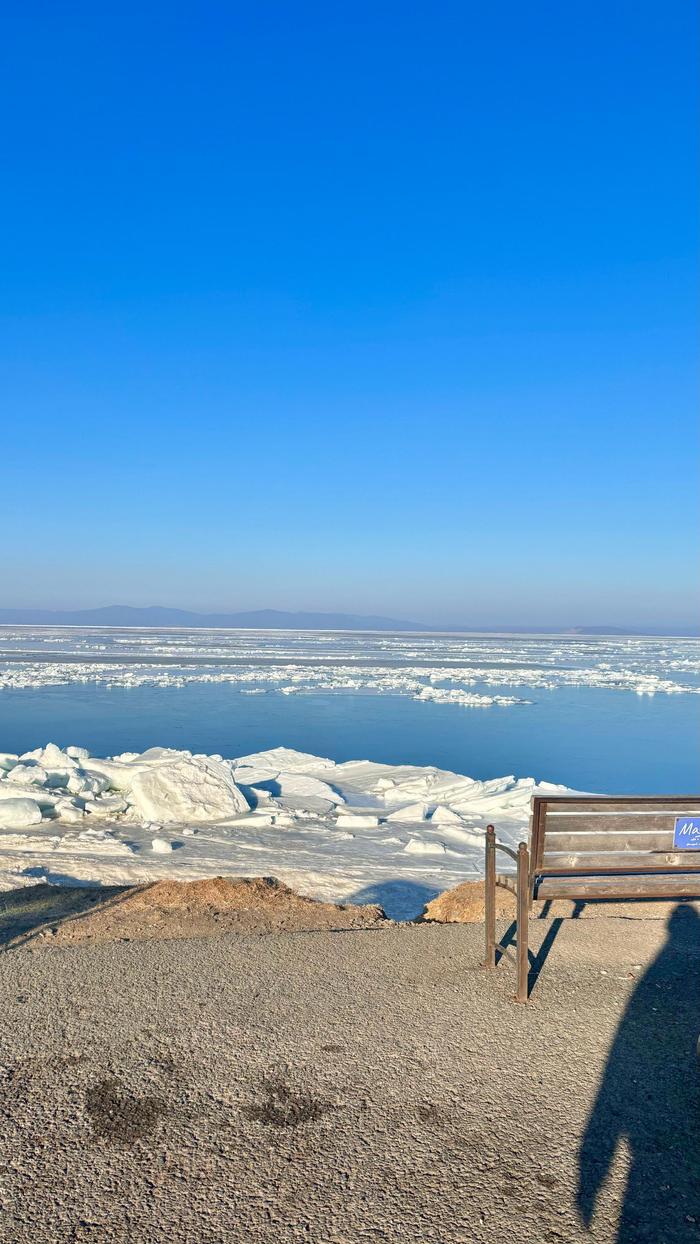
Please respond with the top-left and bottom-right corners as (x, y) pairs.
(541, 851), (700, 871)
(544, 831), (676, 853)
(536, 873), (700, 900)
(527, 801), (538, 874)
(540, 799), (700, 813)
(532, 799), (547, 871)
(543, 813), (698, 835)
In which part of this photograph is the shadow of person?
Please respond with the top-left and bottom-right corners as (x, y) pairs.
(577, 904), (700, 1242)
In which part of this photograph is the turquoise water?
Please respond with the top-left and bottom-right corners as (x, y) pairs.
(0, 680), (697, 794)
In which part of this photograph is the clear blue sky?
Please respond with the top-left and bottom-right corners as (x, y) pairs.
(1, 2), (697, 627)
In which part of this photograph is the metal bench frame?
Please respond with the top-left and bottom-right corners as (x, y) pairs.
(484, 826), (529, 1002)
(484, 795), (700, 1002)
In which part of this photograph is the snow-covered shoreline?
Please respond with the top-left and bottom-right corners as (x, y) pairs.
(0, 742), (572, 918)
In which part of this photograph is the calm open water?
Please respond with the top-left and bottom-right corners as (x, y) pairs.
(0, 681), (698, 794)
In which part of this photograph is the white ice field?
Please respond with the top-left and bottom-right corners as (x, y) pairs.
(0, 741), (571, 918)
(1, 627), (698, 700)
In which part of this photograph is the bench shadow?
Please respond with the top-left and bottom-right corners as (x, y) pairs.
(577, 904), (700, 1241)
(494, 901), (587, 996)
(494, 918), (566, 994)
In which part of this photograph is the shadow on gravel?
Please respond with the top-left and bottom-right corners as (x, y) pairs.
(496, 901), (587, 996)
(578, 905), (700, 1242)
(494, 917), (566, 996)
(0, 880), (130, 950)
(349, 879), (441, 921)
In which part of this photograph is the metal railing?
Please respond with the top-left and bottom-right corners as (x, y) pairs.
(484, 824), (530, 1003)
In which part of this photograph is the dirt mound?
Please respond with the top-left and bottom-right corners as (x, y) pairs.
(421, 880), (516, 923)
(107, 875), (320, 913)
(421, 880), (700, 923)
(3, 877), (387, 948)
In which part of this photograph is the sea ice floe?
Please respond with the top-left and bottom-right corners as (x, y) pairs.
(5, 764), (49, 787)
(232, 747), (337, 773)
(335, 813), (380, 829)
(385, 802), (429, 822)
(430, 805), (465, 825)
(66, 745), (90, 761)
(403, 837), (449, 855)
(0, 798), (43, 829)
(84, 795), (128, 815)
(2, 629), (697, 706)
(415, 687), (528, 707)
(0, 783), (62, 811)
(125, 752), (250, 824)
(151, 837), (173, 854)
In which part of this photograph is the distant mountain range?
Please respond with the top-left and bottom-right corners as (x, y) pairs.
(0, 605), (426, 631)
(0, 605), (696, 636)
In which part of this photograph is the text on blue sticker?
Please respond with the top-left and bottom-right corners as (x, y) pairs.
(673, 817), (700, 850)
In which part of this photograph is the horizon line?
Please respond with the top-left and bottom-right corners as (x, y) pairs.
(0, 603), (697, 638)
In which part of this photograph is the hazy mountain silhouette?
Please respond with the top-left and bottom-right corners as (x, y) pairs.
(0, 605), (428, 631)
(0, 606), (695, 635)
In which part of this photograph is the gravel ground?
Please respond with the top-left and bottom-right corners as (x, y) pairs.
(0, 913), (698, 1243)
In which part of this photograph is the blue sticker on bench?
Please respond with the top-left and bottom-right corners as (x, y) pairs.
(673, 817), (700, 850)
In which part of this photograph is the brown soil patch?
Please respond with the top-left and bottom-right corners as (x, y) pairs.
(421, 880), (516, 923)
(4, 877), (386, 948)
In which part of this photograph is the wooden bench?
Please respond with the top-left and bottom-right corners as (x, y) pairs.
(484, 795), (700, 1002)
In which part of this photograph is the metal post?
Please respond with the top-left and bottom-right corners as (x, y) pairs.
(516, 841), (529, 1002)
(484, 825), (496, 969)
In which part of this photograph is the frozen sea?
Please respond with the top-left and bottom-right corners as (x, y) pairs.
(0, 627), (698, 794)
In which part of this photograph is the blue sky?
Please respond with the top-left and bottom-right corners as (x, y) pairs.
(1, 2), (697, 627)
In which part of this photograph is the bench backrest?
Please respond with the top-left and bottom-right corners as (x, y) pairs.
(530, 796), (700, 878)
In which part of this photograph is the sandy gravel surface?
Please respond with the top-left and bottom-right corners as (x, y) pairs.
(0, 914), (698, 1243)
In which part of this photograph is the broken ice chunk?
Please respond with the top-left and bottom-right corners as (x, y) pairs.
(430, 805), (465, 825)
(0, 798), (43, 828)
(335, 812), (380, 829)
(385, 802), (429, 822)
(84, 795), (128, 815)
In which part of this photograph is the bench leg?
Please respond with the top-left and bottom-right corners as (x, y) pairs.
(484, 825), (496, 969)
(516, 841), (529, 1002)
